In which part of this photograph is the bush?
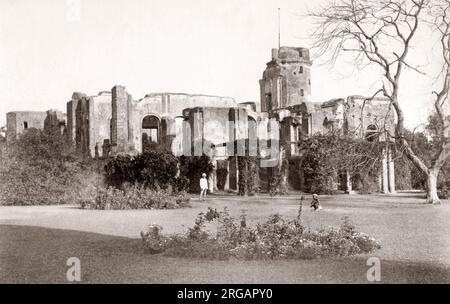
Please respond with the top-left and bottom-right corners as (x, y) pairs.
(83, 184), (190, 210)
(104, 151), (178, 190)
(0, 128), (98, 205)
(237, 156), (259, 196)
(216, 168), (228, 191)
(178, 155), (214, 193)
(141, 206), (381, 260)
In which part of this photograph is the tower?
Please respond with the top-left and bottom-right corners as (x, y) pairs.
(259, 47), (312, 112)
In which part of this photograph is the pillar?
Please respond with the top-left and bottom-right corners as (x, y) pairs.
(224, 161), (230, 191)
(388, 147), (396, 193)
(209, 159), (216, 193)
(381, 147), (389, 193)
(346, 171), (355, 194)
(111, 85), (129, 153)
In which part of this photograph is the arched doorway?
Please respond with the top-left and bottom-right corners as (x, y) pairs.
(365, 124), (379, 142)
(142, 115), (160, 152)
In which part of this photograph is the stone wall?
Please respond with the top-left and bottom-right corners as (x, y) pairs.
(89, 92), (112, 157)
(44, 110), (66, 135)
(6, 111), (47, 141)
(131, 93), (237, 153)
(111, 85), (133, 154)
(344, 95), (395, 140)
(66, 92), (87, 143)
(260, 47), (312, 112)
(75, 97), (90, 155)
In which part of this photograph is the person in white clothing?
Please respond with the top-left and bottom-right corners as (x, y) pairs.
(199, 173), (208, 201)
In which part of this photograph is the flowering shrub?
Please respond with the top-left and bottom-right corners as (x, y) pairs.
(82, 184), (190, 210)
(141, 205), (381, 260)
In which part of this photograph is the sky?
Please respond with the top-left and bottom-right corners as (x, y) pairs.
(0, 0), (445, 129)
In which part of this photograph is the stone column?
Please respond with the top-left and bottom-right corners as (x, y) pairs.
(346, 171), (355, 194)
(111, 85), (129, 153)
(388, 146), (396, 193)
(299, 168), (305, 191)
(381, 147), (389, 193)
(209, 159), (216, 193)
(224, 160), (230, 191)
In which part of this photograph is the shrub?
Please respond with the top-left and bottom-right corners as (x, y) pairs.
(141, 205), (381, 260)
(104, 151), (178, 190)
(83, 184), (190, 210)
(0, 128), (98, 205)
(216, 168), (228, 191)
(237, 156), (259, 196)
(178, 155), (214, 193)
(267, 162), (288, 196)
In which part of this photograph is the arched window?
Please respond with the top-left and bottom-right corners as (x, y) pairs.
(300, 89), (304, 97)
(365, 124), (379, 142)
(23, 122), (28, 129)
(299, 66), (303, 74)
(142, 115), (160, 151)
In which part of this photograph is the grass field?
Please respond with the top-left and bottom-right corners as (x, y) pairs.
(1, 192), (449, 283)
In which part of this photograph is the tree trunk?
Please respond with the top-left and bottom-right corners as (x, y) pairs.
(426, 171), (440, 205)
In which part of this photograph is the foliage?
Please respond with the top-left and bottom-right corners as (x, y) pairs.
(395, 118), (450, 196)
(178, 155), (214, 193)
(216, 167), (228, 191)
(0, 128), (98, 205)
(104, 150), (179, 190)
(237, 156), (259, 196)
(291, 134), (382, 194)
(141, 205), (381, 260)
(83, 184), (190, 210)
(267, 160), (288, 196)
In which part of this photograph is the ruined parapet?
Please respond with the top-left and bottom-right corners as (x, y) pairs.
(6, 111), (47, 141)
(344, 95), (395, 141)
(44, 110), (67, 136)
(75, 97), (90, 155)
(307, 98), (346, 135)
(67, 92), (87, 144)
(88, 91), (112, 158)
(238, 101), (258, 112)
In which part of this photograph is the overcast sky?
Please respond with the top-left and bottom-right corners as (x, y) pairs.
(0, 0), (444, 128)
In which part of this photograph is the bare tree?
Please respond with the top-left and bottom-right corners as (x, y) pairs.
(427, 0), (450, 202)
(310, 0), (450, 204)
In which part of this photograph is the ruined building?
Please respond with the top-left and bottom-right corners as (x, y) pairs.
(5, 46), (396, 194)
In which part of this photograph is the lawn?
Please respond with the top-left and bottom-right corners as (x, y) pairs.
(1, 192), (449, 283)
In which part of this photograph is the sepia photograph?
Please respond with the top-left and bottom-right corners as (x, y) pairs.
(0, 0), (449, 290)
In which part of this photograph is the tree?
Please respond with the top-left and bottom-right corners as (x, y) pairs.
(294, 133), (382, 193)
(310, 0), (449, 203)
